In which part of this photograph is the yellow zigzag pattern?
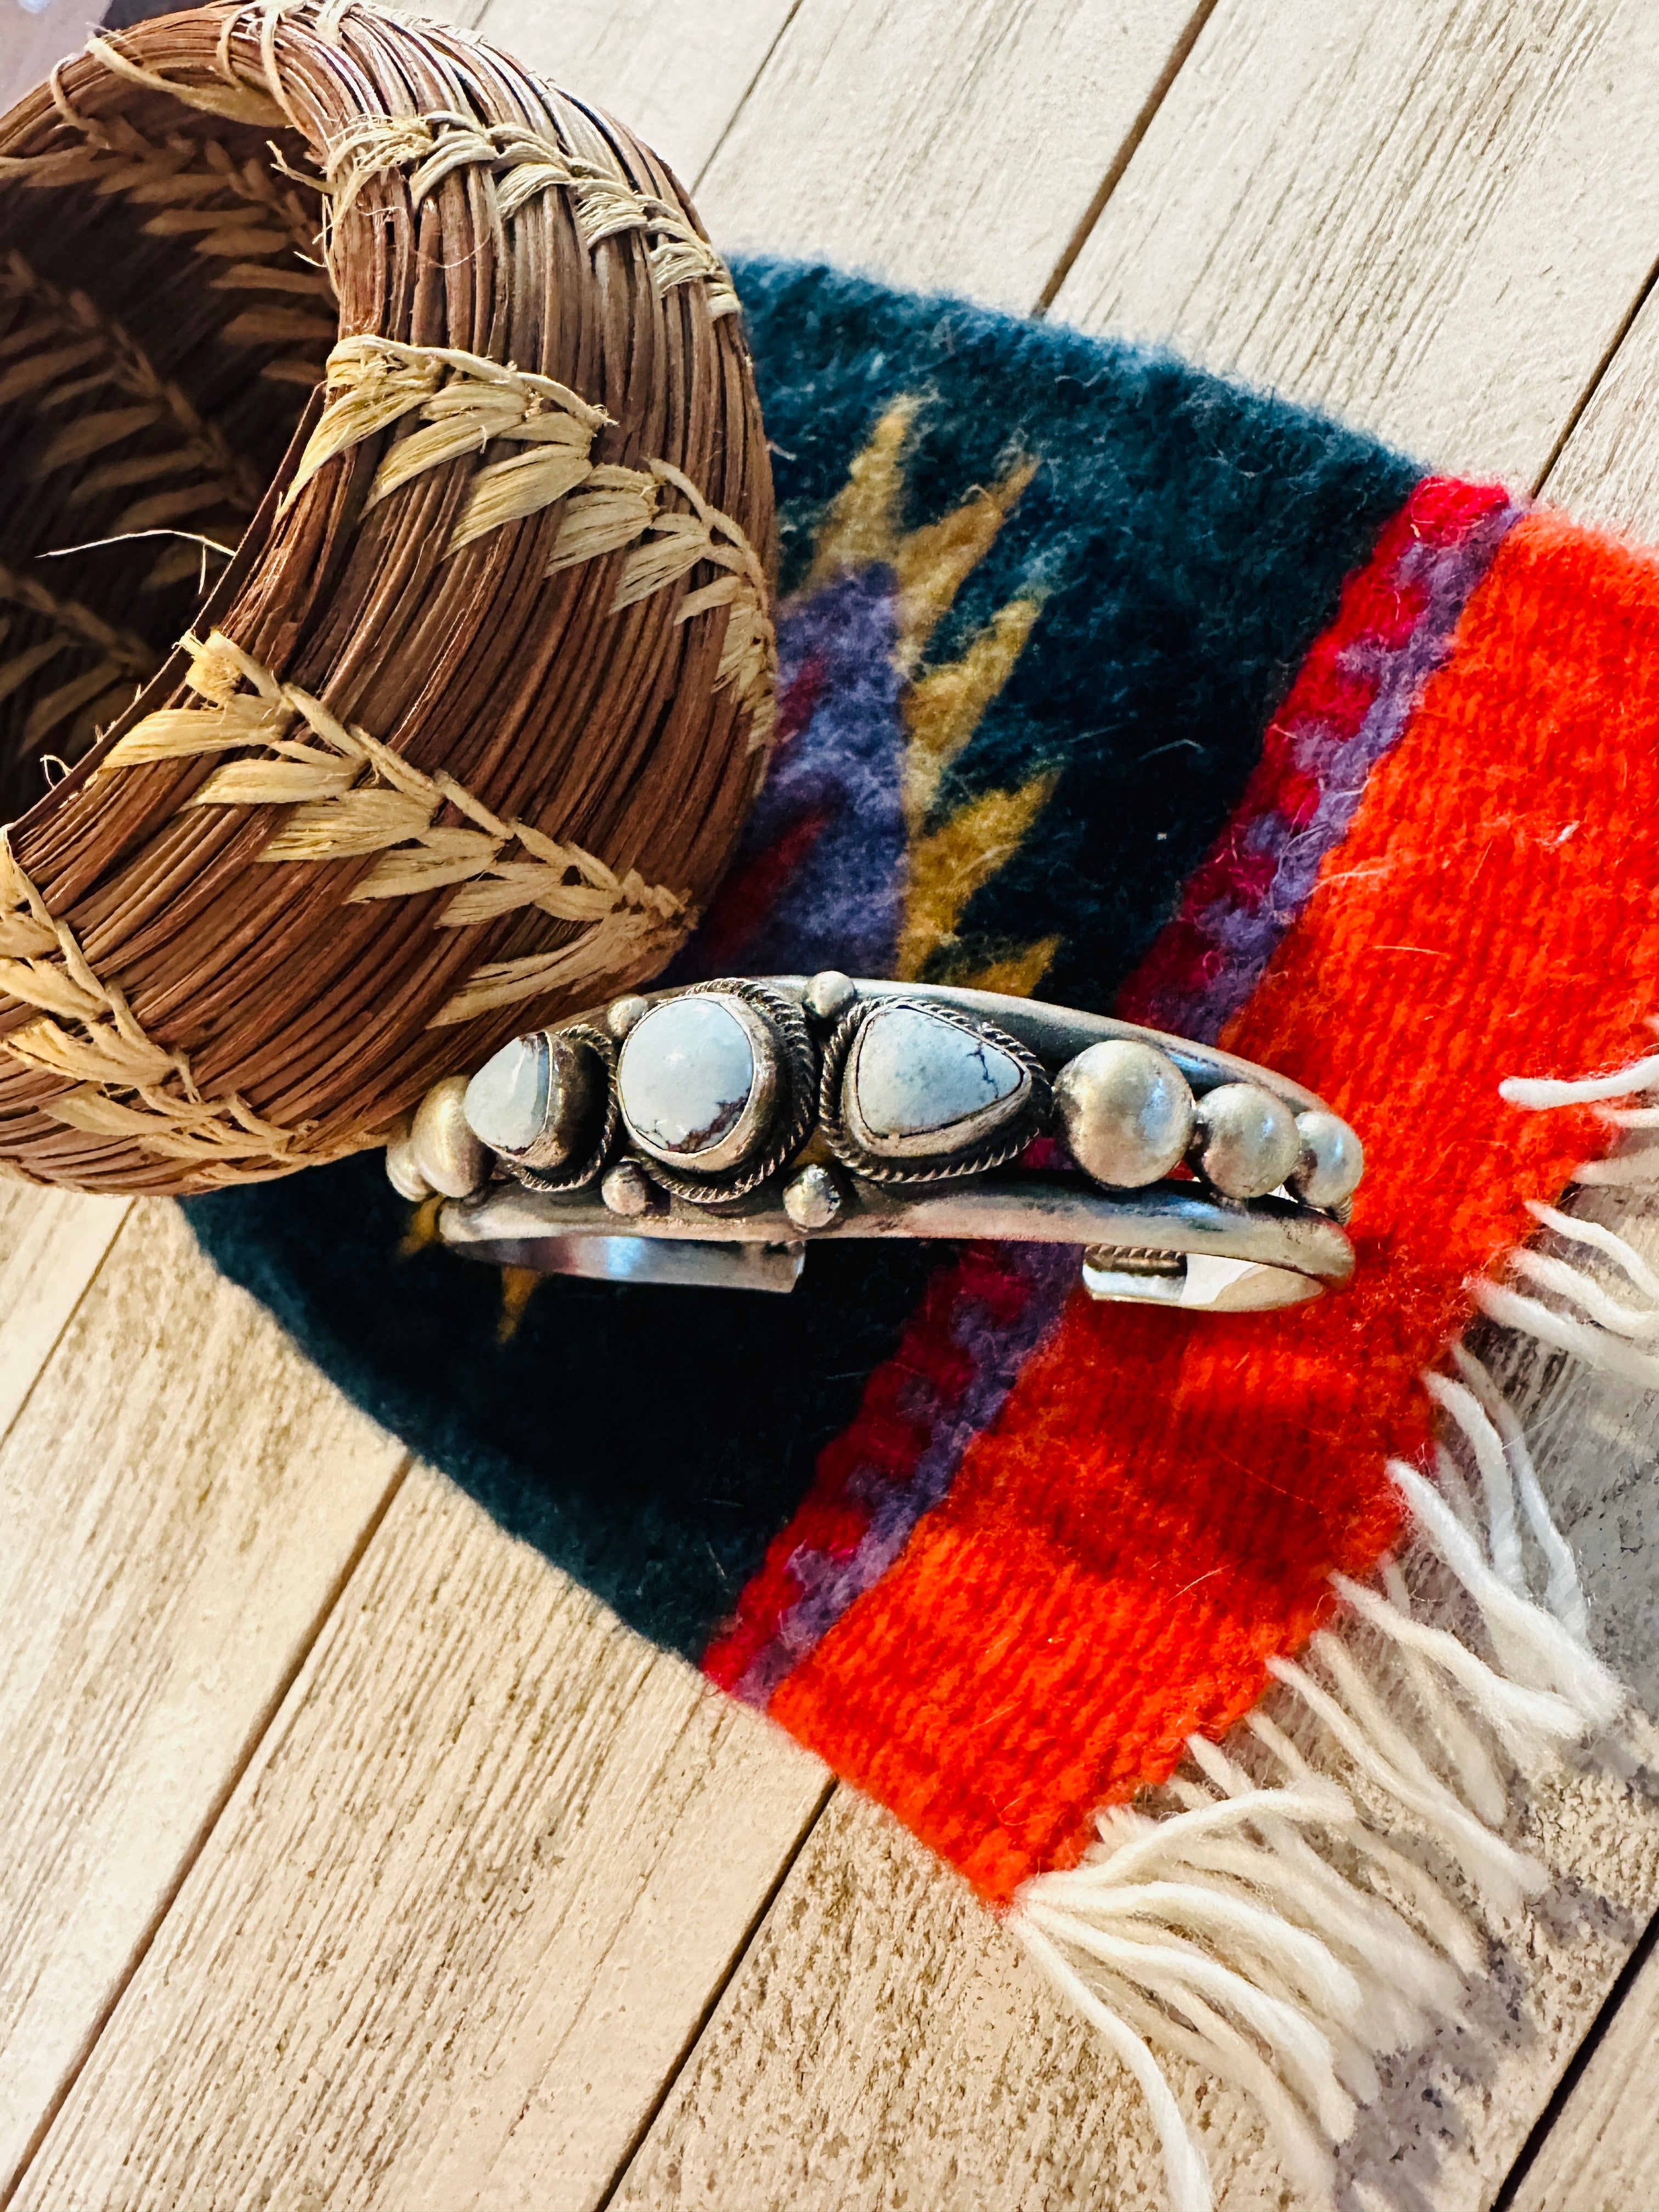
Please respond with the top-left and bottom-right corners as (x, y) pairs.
(805, 394), (1057, 992)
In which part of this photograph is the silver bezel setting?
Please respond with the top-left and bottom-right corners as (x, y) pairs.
(507, 1025), (619, 1195)
(819, 996), (1051, 1185)
(619, 991), (780, 1175)
(624, 979), (819, 1204)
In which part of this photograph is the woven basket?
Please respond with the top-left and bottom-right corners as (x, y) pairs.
(0, 0), (776, 1194)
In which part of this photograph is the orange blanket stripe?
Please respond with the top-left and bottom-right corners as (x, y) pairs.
(770, 510), (1659, 1901)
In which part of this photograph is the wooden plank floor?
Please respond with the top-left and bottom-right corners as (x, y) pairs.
(4, 3), (1659, 2206)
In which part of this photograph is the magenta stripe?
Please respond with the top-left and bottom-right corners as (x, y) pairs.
(1120, 478), (1522, 1042)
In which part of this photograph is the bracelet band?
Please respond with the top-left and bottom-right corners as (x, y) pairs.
(390, 973), (1364, 1312)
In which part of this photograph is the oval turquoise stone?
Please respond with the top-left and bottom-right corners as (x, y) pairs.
(618, 998), (756, 1156)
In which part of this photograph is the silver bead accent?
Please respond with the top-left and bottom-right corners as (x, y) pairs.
(1291, 1109), (1364, 1210)
(1054, 1039), (1194, 1189)
(804, 969), (858, 1022)
(1190, 1081), (1300, 1200)
(601, 1160), (652, 1216)
(607, 993), (651, 1040)
(384, 1126), (431, 1202)
(783, 1162), (844, 1229)
(410, 1075), (488, 1199)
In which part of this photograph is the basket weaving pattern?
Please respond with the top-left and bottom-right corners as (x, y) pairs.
(0, 0), (775, 1193)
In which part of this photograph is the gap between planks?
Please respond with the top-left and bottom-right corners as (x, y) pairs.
(612, 1205), (1659, 2212)
(0, 1198), (411, 2201)
(1049, 0), (1659, 487)
(692, 0), (1213, 314)
(1035, 0), (1224, 315)
(1474, 278), (1659, 2212)
(10, 1459), (833, 2212)
(1493, 1898), (1659, 2212)
(0, 1435), (416, 2212)
(0, 3), (827, 2196)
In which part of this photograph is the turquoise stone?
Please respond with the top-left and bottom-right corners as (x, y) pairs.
(849, 1004), (1025, 1150)
(619, 997), (756, 1156)
(464, 1032), (548, 1155)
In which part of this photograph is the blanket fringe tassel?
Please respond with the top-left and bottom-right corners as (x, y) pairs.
(1009, 1043), (1659, 2212)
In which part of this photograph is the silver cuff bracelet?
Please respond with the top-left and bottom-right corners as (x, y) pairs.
(388, 973), (1364, 1311)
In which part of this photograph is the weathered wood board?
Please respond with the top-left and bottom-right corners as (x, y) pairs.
(0, 9), (827, 2200)
(1440, 326), (1659, 2212)
(1543, 274), (1659, 535)
(695, 0), (1206, 311)
(615, 1212), (1659, 2212)
(611, 1), (1659, 2203)
(1051, 0), (1659, 488)
(0, 1200), (407, 2197)
(0, 4), (1287, 2203)
(461, 0), (798, 180)
(13, 1468), (829, 2212)
(1509, 1906), (1659, 2212)
(0, 1182), (128, 1446)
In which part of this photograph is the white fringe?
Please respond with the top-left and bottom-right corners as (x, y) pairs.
(1008, 1347), (1625, 2212)
(1498, 1048), (1659, 1109)
(1452, 1337), (1588, 1639)
(1474, 1278), (1659, 1386)
(1475, 1193), (1659, 1391)
(1477, 1046), (1659, 1427)
(1501, 1034), (1659, 1182)
(1570, 1149), (1659, 1186)
(1005, 1039), (1650, 2210)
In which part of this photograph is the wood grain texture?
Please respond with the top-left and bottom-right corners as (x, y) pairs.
(471, 0), (799, 182)
(616, 1759), (1659, 2212)
(615, 1786), (1188, 2212)
(1050, 0), (1659, 487)
(3, 1), (1174, 2198)
(7, 2), (1659, 2207)
(0, 1184), (129, 1447)
(1541, 279), (1659, 537)
(693, 0), (1205, 312)
(0, 1201), (406, 2198)
(0, 5), (833, 2202)
(613, 5), (1659, 2203)
(14, 1468), (829, 2212)
(1509, 1910), (1659, 2212)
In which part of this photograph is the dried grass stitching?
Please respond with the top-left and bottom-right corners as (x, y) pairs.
(98, 629), (698, 1030)
(323, 111), (740, 315)
(0, 71), (334, 382)
(0, 830), (362, 1177)
(0, 249), (265, 532)
(283, 336), (776, 736)
(0, 1), (774, 1189)
(0, 557), (161, 750)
